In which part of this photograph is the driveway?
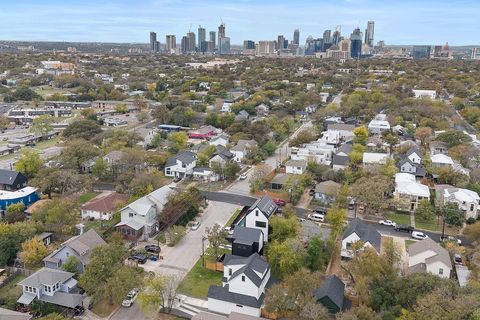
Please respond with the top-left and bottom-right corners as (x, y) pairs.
(110, 302), (152, 320)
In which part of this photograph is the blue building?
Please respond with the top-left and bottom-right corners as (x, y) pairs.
(0, 186), (39, 217)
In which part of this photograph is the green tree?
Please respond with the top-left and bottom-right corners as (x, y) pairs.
(205, 223), (228, 259)
(30, 115), (54, 137)
(415, 199), (435, 222)
(31, 168), (85, 198)
(353, 126), (369, 145)
(15, 149), (43, 178)
(269, 215), (300, 243)
(167, 131), (188, 152)
(62, 256), (80, 274)
(138, 275), (179, 314)
(6, 203), (26, 223)
(437, 131), (472, 148)
(63, 120), (102, 140)
(440, 202), (465, 237)
(60, 139), (100, 173)
(20, 238), (48, 268)
(115, 103), (128, 114)
(249, 164), (272, 192)
(32, 198), (79, 236)
(92, 157), (111, 180)
(267, 238), (306, 279)
(305, 236), (329, 271)
(350, 175), (393, 214)
(0, 222), (36, 267)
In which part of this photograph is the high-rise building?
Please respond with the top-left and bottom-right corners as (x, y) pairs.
(471, 47), (479, 60)
(219, 37), (230, 54)
(218, 22), (225, 49)
(365, 21), (375, 47)
(155, 41), (160, 52)
(412, 45), (431, 59)
(209, 31), (216, 49)
(206, 41), (215, 53)
(323, 30), (332, 44)
(150, 32), (157, 52)
(277, 35), (286, 50)
(293, 29), (300, 45)
(257, 41), (276, 55)
(350, 28), (363, 59)
(198, 26), (206, 52)
(187, 32), (196, 52)
(166, 35), (176, 52)
(181, 36), (188, 53)
(377, 40), (385, 49)
(243, 40), (255, 50)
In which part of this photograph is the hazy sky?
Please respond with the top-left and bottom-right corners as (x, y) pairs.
(1, 0), (479, 45)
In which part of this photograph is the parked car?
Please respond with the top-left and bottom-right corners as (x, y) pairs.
(224, 226), (234, 235)
(173, 176), (181, 183)
(297, 217), (306, 222)
(73, 306), (85, 316)
(309, 189), (315, 196)
(440, 235), (462, 245)
(395, 225), (414, 233)
(239, 173), (248, 180)
(122, 288), (139, 307)
(313, 207), (327, 215)
(128, 254), (147, 264)
(191, 221), (201, 231)
(411, 231), (429, 240)
(144, 244), (161, 254)
(378, 219), (396, 227)
(454, 254), (463, 265)
(307, 213), (325, 223)
(274, 199), (287, 206)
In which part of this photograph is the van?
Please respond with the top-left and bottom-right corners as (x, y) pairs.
(308, 213), (325, 222)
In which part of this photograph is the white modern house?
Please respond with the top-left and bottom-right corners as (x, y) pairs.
(436, 184), (480, 219)
(341, 218), (381, 258)
(368, 114), (390, 134)
(221, 101), (233, 113)
(231, 140), (258, 163)
(291, 141), (335, 165)
(238, 196), (277, 243)
(394, 173), (430, 211)
(17, 268), (84, 309)
(326, 123), (355, 141)
(208, 253), (271, 317)
(408, 238), (452, 278)
(431, 154), (454, 168)
(413, 89), (437, 100)
(164, 151), (197, 178)
(116, 185), (175, 240)
(209, 134), (230, 147)
(285, 159), (307, 175)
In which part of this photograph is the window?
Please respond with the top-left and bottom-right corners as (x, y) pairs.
(346, 242), (352, 249)
(241, 276), (245, 282)
(255, 221), (266, 228)
(255, 211), (258, 217)
(471, 204), (474, 211)
(129, 212), (134, 218)
(228, 268), (232, 276)
(236, 305), (243, 308)
(182, 164), (186, 168)
(439, 268), (444, 275)
(33, 287), (37, 293)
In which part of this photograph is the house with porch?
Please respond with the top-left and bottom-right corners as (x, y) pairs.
(164, 151), (197, 178)
(394, 173), (430, 211)
(408, 238), (452, 278)
(435, 184), (480, 219)
(231, 140), (258, 163)
(341, 218), (381, 258)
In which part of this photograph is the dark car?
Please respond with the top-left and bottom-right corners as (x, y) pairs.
(173, 176), (181, 183)
(395, 225), (414, 233)
(313, 207), (327, 215)
(128, 254), (148, 264)
(309, 189), (315, 196)
(144, 244), (161, 254)
(74, 306), (85, 316)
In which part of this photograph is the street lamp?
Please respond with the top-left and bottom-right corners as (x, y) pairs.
(201, 236), (207, 267)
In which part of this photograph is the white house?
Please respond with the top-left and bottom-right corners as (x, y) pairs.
(209, 134), (230, 147)
(81, 192), (129, 221)
(221, 101), (233, 113)
(363, 152), (388, 166)
(413, 89), (437, 100)
(327, 123), (355, 140)
(192, 167), (219, 182)
(115, 185), (175, 240)
(320, 130), (342, 146)
(291, 141), (335, 165)
(208, 253), (271, 317)
(238, 196), (277, 243)
(341, 218), (381, 258)
(164, 151), (197, 178)
(431, 154), (454, 168)
(368, 114), (391, 134)
(408, 238), (452, 278)
(285, 159), (307, 175)
(436, 184), (480, 219)
(394, 173), (430, 211)
(405, 147), (423, 164)
(319, 92), (330, 103)
(231, 140), (258, 163)
(17, 268), (84, 309)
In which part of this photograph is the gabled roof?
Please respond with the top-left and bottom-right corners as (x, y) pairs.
(121, 185), (175, 216)
(431, 153), (454, 165)
(19, 268), (74, 287)
(342, 218), (381, 252)
(315, 180), (341, 194)
(82, 192), (129, 213)
(166, 151), (197, 167)
(337, 142), (353, 155)
(406, 146), (423, 158)
(285, 159), (307, 169)
(0, 169), (26, 186)
(313, 275), (346, 310)
(249, 195), (277, 218)
(332, 154), (349, 166)
(224, 253), (270, 287)
(408, 238), (451, 268)
(231, 139), (258, 152)
(208, 285), (264, 308)
(397, 158), (426, 177)
(231, 226), (263, 244)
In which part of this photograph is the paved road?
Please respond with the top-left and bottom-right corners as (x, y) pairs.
(0, 145), (63, 169)
(110, 302), (152, 320)
(202, 191), (257, 206)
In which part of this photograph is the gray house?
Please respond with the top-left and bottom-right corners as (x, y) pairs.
(313, 275), (350, 314)
(314, 180), (341, 204)
(43, 229), (106, 273)
(397, 158), (426, 178)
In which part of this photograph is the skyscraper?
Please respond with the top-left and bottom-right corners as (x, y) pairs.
(166, 35), (176, 52)
(150, 32), (157, 52)
(277, 35), (285, 50)
(332, 26), (341, 45)
(218, 22), (225, 50)
(243, 40), (255, 50)
(365, 21), (375, 47)
(412, 45), (431, 59)
(323, 30), (332, 44)
(293, 29), (300, 45)
(350, 28), (363, 59)
(198, 26), (206, 52)
(219, 37), (230, 54)
(181, 36), (188, 53)
(187, 32), (196, 52)
(209, 31), (216, 49)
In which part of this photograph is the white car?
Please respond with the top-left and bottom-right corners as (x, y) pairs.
(411, 231), (429, 240)
(379, 219), (396, 227)
(224, 227), (234, 235)
(191, 221), (201, 231)
(307, 213), (325, 223)
(239, 173), (248, 180)
(122, 288), (138, 307)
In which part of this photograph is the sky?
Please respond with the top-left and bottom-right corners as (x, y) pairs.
(0, 0), (479, 46)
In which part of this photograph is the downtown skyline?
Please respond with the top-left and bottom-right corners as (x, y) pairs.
(1, 0), (479, 46)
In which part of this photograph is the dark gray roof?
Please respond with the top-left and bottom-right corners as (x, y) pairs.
(166, 151), (197, 167)
(249, 195), (277, 218)
(208, 285), (264, 308)
(224, 253), (269, 287)
(231, 226), (263, 244)
(342, 218), (381, 252)
(332, 154), (349, 166)
(19, 268), (73, 287)
(406, 146), (423, 158)
(337, 142), (353, 155)
(313, 275), (346, 310)
(397, 157), (426, 177)
(0, 169), (25, 186)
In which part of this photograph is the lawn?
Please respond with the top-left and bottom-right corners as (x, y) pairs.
(415, 218), (440, 232)
(79, 192), (100, 204)
(91, 299), (118, 317)
(225, 208), (241, 227)
(0, 274), (26, 307)
(386, 212), (411, 226)
(177, 257), (223, 299)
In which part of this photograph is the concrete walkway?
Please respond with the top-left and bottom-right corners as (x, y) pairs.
(409, 211), (416, 228)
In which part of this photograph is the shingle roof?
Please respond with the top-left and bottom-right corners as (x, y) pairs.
(332, 154), (349, 166)
(19, 268), (74, 287)
(285, 159), (307, 169)
(313, 275), (346, 310)
(82, 192), (129, 213)
(166, 151), (197, 167)
(315, 180), (341, 194)
(208, 284), (264, 308)
(249, 195), (277, 218)
(224, 253), (269, 287)
(408, 237), (451, 268)
(342, 218), (381, 252)
(231, 139), (257, 152)
(397, 157), (426, 177)
(39, 290), (84, 308)
(406, 146), (423, 158)
(0, 169), (25, 186)
(231, 226), (263, 244)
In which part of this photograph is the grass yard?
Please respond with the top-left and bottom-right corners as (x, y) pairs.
(415, 218), (440, 232)
(386, 212), (411, 226)
(79, 192), (100, 204)
(177, 257), (223, 299)
(91, 299), (118, 317)
(225, 208), (241, 227)
(0, 274), (26, 307)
